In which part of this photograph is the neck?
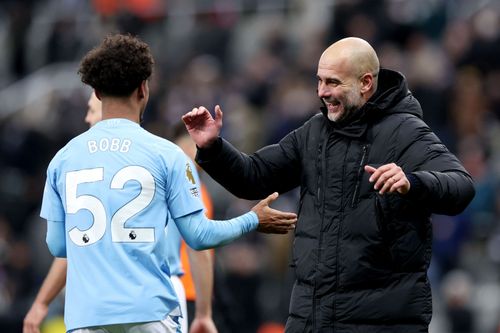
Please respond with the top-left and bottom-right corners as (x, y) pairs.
(101, 97), (141, 123)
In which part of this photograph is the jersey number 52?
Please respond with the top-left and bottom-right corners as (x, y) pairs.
(65, 166), (155, 246)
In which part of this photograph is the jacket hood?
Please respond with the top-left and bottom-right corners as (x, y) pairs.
(320, 69), (423, 137)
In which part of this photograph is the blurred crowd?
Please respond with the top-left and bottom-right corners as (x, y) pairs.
(0, 0), (499, 332)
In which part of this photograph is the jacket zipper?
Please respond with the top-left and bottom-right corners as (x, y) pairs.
(313, 135), (328, 332)
(335, 141), (350, 299)
(351, 145), (368, 208)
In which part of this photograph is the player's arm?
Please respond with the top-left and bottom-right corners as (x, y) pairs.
(41, 158), (67, 258)
(174, 192), (296, 251)
(46, 220), (66, 257)
(186, 248), (218, 333)
(23, 258), (67, 333)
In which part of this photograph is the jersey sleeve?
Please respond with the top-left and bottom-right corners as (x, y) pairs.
(40, 159), (65, 222)
(166, 152), (205, 219)
(174, 209), (258, 250)
(46, 219), (67, 257)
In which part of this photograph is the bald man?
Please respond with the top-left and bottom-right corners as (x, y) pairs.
(182, 37), (475, 332)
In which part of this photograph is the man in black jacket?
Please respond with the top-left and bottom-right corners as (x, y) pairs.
(182, 37), (475, 333)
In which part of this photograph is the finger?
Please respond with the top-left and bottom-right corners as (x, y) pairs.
(198, 106), (210, 116)
(389, 180), (403, 193)
(374, 170), (398, 190)
(265, 207), (297, 220)
(189, 107), (199, 116)
(215, 105), (223, 126)
(368, 164), (393, 183)
(364, 165), (377, 174)
(181, 114), (192, 125)
(274, 225), (294, 233)
(376, 173), (398, 193)
(378, 179), (393, 194)
(279, 212), (297, 219)
(191, 107), (201, 117)
(263, 192), (279, 204)
(181, 108), (199, 123)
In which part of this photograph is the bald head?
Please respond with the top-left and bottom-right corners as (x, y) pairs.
(320, 37), (379, 80)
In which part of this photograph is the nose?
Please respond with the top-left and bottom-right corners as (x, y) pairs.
(317, 82), (330, 99)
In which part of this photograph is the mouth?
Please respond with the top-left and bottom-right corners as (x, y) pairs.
(324, 100), (341, 111)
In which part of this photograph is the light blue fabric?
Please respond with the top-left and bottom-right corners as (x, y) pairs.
(40, 119), (206, 330)
(175, 210), (258, 250)
(165, 216), (183, 277)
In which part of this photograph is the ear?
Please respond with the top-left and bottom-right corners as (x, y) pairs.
(359, 73), (374, 94)
(137, 80), (147, 99)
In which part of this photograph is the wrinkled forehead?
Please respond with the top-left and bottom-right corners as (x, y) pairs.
(317, 54), (354, 79)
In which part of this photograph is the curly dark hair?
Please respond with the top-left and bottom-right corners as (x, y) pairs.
(78, 34), (154, 97)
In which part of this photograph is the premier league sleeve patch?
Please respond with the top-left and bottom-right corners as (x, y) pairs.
(185, 162), (200, 197)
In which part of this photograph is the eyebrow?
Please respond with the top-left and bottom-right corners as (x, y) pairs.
(317, 75), (342, 84)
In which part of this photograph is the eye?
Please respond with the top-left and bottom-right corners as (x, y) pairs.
(325, 78), (340, 86)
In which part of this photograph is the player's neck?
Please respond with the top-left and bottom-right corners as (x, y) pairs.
(101, 98), (141, 124)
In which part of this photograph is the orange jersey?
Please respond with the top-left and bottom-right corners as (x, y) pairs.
(180, 183), (214, 301)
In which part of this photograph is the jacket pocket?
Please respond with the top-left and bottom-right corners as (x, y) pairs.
(375, 194), (430, 270)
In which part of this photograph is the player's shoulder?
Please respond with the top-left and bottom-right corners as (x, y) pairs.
(48, 132), (87, 167)
(143, 131), (184, 156)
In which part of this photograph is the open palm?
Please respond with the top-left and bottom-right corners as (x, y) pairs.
(182, 105), (223, 148)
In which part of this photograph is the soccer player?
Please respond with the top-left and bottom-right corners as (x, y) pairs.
(40, 33), (296, 333)
(25, 95), (217, 333)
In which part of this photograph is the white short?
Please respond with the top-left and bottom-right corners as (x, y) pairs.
(69, 315), (180, 333)
(170, 275), (188, 333)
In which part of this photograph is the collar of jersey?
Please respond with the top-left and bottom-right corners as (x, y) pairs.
(94, 118), (140, 128)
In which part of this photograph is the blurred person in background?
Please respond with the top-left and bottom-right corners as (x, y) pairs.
(183, 37), (475, 332)
(24, 95), (218, 333)
(39, 33), (296, 333)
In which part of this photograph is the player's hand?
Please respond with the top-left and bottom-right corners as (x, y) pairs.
(189, 316), (218, 333)
(365, 163), (410, 195)
(23, 302), (48, 333)
(182, 105), (223, 149)
(252, 192), (297, 234)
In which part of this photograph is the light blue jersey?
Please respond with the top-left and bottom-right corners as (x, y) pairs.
(41, 119), (205, 331)
(165, 218), (183, 277)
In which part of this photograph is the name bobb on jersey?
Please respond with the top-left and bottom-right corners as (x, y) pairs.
(87, 137), (132, 153)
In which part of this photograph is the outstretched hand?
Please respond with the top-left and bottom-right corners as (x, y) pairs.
(182, 105), (223, 149)
(365, 163), (410, 195)
(252, 192), (297, 234)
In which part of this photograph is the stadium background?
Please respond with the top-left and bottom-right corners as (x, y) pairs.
(0, 0), (499, 332)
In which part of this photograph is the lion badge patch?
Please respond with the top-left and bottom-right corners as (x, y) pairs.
(185, 162), (199, 197)
(185, 162), (196, 185)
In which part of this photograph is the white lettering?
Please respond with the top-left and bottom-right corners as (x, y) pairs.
(110, 138), (120, 152)
(88, 141), (98, 153)
(87, 138), (132, 153)
(99, 138), (109, 151)
(120, 139), (131, 153)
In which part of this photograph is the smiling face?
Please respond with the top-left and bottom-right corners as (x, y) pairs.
(316, 38), (379, 122)
(317, 59), (365, 122)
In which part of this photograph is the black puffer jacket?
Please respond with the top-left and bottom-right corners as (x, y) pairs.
(196, 69), (475, 333)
